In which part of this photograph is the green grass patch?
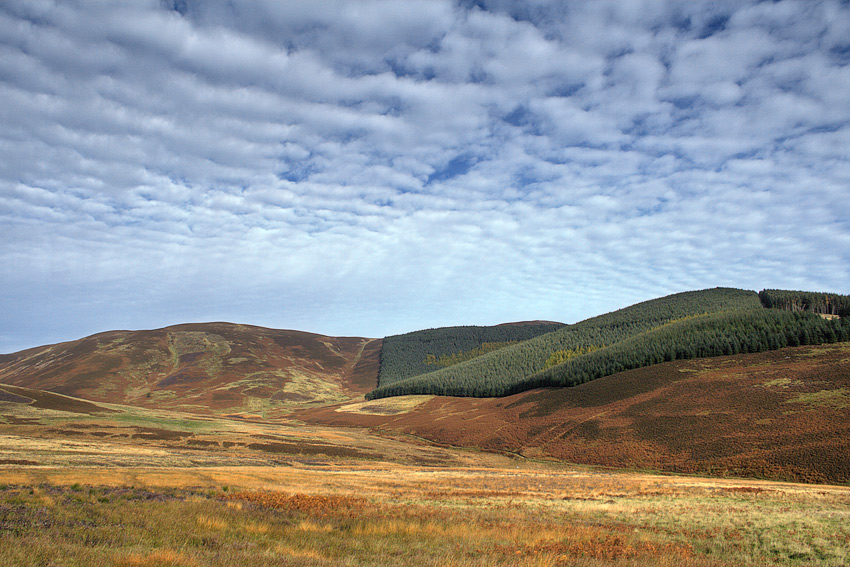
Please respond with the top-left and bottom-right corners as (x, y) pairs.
(785, 388), (850, 409)
(108, 410), (213, 433)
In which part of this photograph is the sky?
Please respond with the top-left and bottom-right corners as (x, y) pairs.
(1, 0), (849, 353)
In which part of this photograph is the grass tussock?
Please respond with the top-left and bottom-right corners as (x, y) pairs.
(115, 549), (197, 567)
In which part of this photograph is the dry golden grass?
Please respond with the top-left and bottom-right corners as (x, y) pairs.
(2, 462), (847, 566)
(0, 396), (507, 471)
(196, 514), (227, 531)
(335, 394), (434, 415)
(115, 550), (198, 567)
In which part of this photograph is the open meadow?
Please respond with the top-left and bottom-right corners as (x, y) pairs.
(1, 392), (849, 567)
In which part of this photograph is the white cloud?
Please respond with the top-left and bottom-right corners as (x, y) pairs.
(1, 0), (849, 353)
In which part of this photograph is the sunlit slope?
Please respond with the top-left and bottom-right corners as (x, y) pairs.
(377, 321), (564, 386)
(302, 342), (850, 484)
(0, 323), (380, 416)
(0, 384), (492, 469)
(369, 287), (768, 399)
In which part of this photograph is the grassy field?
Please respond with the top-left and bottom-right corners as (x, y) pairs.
(1, 395), (850, 566)
(2, 463), (849, 566)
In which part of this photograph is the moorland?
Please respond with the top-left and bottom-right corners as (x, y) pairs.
(1, 287), (849, 566)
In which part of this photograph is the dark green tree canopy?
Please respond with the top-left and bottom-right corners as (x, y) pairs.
(368, 288), (849, 400)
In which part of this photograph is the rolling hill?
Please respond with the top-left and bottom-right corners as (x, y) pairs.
(0, 323), (380, 417)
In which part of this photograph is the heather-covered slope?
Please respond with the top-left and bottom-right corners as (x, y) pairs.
(300, 342), (850, 484)
(0, 323), (380, 417)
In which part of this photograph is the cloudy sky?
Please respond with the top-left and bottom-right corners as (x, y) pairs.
(1, 0), (849, 353)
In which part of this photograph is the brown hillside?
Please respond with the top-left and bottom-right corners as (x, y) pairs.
(297, 342), (850, 484)
(0, 323), (380, 417)
(0, 383), (118, 415)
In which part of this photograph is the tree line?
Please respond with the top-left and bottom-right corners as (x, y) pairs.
(518, 309), (850, 394)
(759, 289), (850, 317)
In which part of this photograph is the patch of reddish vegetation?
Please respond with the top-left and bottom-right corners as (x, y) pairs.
(498, 537), (694, 561)
(245, 441), (378, 459)
(297, 343), (850, 484)
(346, 338), (382, 392)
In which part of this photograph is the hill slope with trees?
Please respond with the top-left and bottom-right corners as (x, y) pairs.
(368, 287), (756, 398)
(377, 321), (563, 387)
(759, 289), (850, 317)
(368, 288), (850, 399)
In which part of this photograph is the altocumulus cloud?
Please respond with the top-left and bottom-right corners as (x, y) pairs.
(1, 0), (849, 352)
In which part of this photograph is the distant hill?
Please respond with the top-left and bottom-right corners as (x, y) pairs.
(0, 323), (380, 417)
(368, 288), (850, 399)
(299, 341), (850, 484)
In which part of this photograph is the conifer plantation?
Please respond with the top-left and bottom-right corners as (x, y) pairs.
(368, 288), (850, 399)
(377, 322), (563, 386)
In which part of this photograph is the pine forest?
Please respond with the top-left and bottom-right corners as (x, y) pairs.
(368, 288), (850, 400)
